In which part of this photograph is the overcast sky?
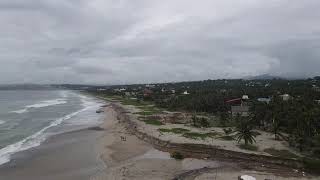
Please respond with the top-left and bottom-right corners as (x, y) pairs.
(0, 0), (319, 84)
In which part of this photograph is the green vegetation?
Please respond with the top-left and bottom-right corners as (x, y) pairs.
(158, 128), (190, 134)
(238, 144), (258, 151)
(191, 115), (210, 128)
(170, 152), (184, 160)
(134, 111), (160, 116)
(219, 135), (234, 141)
(264, 148), (299, 159)
(143, 119), (164, 126)
(235, 117), (256, 145)
(223, 128), (233, 135)
(302, 158), (320, 172)
(183, 132), (218, 140)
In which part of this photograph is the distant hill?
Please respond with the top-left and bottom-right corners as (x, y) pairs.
(245, 74), (284, 80)
(0, 84), (54, 90)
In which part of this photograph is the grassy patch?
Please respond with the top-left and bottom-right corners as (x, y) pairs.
(264, 148), (299, 159)
(134, 111), (159, 116)
(238, 144), (258, 151)
(121, 98), (152, 106)
(143, 119), (164, 126)
(158, 128), (190, 134)
(218, 135), (234, 141)
(183, 132), (218, 140)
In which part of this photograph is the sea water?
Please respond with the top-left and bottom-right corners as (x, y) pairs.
(0, 90), (103, 165)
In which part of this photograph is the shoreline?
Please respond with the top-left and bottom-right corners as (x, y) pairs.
(0, 98), (317, 179)
(93, 101), (319, 180)
(0, 127), (105, 180)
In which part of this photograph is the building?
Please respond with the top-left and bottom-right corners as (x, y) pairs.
(257, 98), (271, 104)
(143, 89), (153, 97)
(231, 105), (250, 117)
(124, 92), (131, 96)
(280, 94), (291, 101)
(242, 95), (249, 100)
(182, 91), (190, 95)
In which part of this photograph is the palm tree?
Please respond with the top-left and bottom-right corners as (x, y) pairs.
(235, 118), (256, 145)
(272, 116), (281, 140)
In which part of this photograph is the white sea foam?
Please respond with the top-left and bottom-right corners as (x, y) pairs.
(0, 106), (91, 165)
(11, 109), (28, 114)
(0, 120), (5, 125)
(11, 98), (67, 114)
(26, 99), (67, 108)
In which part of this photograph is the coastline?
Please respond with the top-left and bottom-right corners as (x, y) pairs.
(0, 98), (317, 180)
(93, 101), (319, 180)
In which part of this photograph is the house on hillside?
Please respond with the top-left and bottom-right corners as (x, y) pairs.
(143, 89), (153, 97)
(231, 105), (250, 117)
(226, 96), (250, 117)
(312, 85), (320, 92)
(182, 91), (190, 95)
(257, 97), (271, 104)
(280, 94), (291, 101)
(242, 95), (249, 100)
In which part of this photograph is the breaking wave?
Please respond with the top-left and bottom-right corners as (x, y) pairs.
(11, 99), (67, 114)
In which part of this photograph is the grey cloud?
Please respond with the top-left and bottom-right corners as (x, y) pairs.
(0, 0), (319, 84)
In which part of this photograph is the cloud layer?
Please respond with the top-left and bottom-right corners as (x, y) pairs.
(0, 0), (319, 84)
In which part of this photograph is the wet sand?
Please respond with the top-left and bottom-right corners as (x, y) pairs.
(0, 128), (105, 180)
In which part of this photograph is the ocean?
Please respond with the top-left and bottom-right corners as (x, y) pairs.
(0, 90), (104, 166)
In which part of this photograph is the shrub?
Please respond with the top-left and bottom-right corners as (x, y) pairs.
(170, 152), (184, 160)
(144, 119), (163, 126)
(312, 148), (320, 158)
(303, 158), (320, 172)
(223, 128), (233, 135)
(199, 117), (210, 127)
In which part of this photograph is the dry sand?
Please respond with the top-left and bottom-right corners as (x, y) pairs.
(91, 106), (183, 180)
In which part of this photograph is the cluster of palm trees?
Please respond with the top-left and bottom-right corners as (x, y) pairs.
(235, 97), (320, 157)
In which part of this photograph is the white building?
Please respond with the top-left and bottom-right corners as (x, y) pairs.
(182, 91), (190, 95)
(242, 95), (249, 100)
(280, 94), (291, 101)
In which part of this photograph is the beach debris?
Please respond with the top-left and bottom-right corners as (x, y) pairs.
(238, 175), (256, 180)
(120, 136), (127, 141)
(88, 126), (105, 131)
(96, 109), (104, 113)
